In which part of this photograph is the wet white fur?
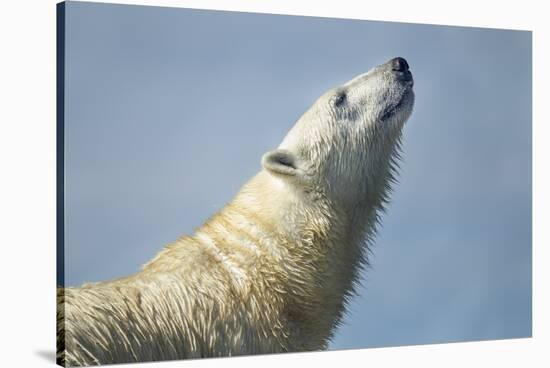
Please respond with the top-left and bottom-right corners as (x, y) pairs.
(57, 59), (414, 366)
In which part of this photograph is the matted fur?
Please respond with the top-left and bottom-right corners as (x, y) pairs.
(57, 57), (414, 366)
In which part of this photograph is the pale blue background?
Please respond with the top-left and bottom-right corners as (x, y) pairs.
(63, 1), (532, 350)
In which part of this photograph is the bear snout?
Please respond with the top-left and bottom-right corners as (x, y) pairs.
(390, 57), (409, 72)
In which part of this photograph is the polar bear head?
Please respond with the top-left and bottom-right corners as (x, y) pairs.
(262, 57), (415, 207)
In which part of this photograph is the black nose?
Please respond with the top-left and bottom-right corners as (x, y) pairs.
(391, 57), (409, 72)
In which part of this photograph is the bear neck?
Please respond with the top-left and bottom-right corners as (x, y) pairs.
(220, 168), (394, 346)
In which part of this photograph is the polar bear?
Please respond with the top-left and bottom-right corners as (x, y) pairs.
(57, 57), (414, 366)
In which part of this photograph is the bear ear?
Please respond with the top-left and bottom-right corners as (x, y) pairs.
(261, 149), (300, 177)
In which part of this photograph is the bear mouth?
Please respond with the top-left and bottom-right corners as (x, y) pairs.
(380, 88), (413, 122)
(380, 100), (404, 121)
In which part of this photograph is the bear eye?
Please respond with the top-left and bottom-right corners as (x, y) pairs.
(333, 92), (346, 107)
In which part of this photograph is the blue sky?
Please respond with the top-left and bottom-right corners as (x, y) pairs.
(63, 1), (531, 351)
